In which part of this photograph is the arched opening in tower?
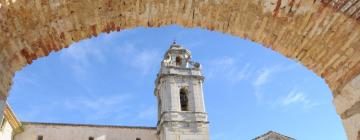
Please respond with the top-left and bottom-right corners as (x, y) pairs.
(180, 87), (189, 111)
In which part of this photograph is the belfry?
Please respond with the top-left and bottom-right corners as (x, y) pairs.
(155, 42), (210, 140)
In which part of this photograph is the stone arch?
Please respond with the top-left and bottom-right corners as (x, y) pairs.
(1, 0), (360, 139)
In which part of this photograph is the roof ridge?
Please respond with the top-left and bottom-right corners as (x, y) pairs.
(269, 131), (296, 140)
(21, 121), (157, 129)
(252, 130), (295, 140)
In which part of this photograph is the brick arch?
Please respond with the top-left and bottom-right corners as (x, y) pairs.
(1, 0), (360, 139)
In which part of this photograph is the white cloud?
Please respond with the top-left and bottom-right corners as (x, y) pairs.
(250, 64), (319, 110)
(281, 91), (306, 106)
(252, 66), (278, 101)
(117, 42), (136, 54)
(61, 43), (105, 65)
(253, 68), (272, 87)
(252, 65), (298, 101)
(132, 50), (159, 75)
(278, 88), (319, 110)
(205, 57), (252, 82)
(253, 64), (299, 88)
(116, 42), (160, 75)
(233, 63), (251, 81)
(254, 91), (263, 101)
(60, 42), (106, 81)
(211, 57), (235, 66)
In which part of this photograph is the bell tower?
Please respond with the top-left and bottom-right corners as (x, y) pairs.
(154, 42), (210, 140)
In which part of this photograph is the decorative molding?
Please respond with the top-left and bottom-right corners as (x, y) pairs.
(21, 122), (156, 130)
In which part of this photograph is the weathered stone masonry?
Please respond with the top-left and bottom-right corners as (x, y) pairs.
(1, 0), (360, 139)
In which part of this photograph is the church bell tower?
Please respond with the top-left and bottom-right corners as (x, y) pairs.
(154, 42), (210, 140)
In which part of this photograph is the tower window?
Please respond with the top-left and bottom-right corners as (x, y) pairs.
(89, 137), (94, 140)
(176, 56), (182, 66)
(37, 135), (43, 140)
(180, 88), (189, 111)
(136, 138), (141, 140)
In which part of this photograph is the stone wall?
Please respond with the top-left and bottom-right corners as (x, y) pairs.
(334, 74), (360, 140)
(0, 120), (14, 140)
(1, 0), (360, 139)
(14, 122), (157, 140)
(0, 104), (22, 140)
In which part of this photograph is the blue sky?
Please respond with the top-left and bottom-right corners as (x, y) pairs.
(8, 25), (346, 140)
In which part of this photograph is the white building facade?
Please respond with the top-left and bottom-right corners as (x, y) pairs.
(0, 43), (210, 140)
(14, 122), (157, 140)
(0, 104), (22, 140)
